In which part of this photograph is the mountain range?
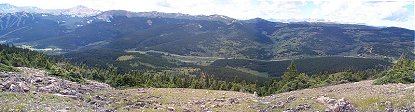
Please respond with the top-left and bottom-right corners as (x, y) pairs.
(0, 4), (100, 17)
(0, 3), (413, 60)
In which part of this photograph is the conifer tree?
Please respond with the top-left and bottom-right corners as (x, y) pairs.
(282, 61), (299, 82)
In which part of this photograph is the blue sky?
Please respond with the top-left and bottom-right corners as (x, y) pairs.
(0, 0), (413, 29)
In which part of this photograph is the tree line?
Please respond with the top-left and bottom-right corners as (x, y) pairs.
(0, 44), (413, 96)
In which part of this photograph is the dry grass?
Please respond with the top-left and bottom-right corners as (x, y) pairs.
(1, 80), (413, 111)
(264, 80), (414, 111)
(116, 55), (135, 61)
(0, 92), (93, 111)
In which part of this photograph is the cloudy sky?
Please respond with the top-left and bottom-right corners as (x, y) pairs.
(0, 0), (414, 29)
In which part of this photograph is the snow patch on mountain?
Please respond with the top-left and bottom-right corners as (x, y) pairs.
(0, 4), (101, 17)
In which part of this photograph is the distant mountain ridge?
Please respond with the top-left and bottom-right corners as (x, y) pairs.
(0, 4), (237, 22)
(0, 4), (100, 17)
(0, 3), (411, 30)
(0, 3), (413, 60)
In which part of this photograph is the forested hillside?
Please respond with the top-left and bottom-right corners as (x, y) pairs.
(211, 57), (391, 77)
(1, 44), (412, 96)
(0, 44), (259, 94)
(0, 44), (58, 72)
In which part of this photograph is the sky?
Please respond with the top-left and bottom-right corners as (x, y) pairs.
(0, 0), (414, 30)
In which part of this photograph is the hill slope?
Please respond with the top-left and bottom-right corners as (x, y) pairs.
(1, 67), (413, 111)
(259, 80), (413, 111)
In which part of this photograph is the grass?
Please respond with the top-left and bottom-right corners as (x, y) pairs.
(0, 92), (93, 111)
(130, 61), (156, 68)
(348, 96), (385, 111)
(0, 63), (18, 72)
(88, 88), (259, 111)
(1, 78), (412, 111)
(126, 50), (222, 66)
(348, 95), (414, 111)
(116, 55), (135, 61)
(232, 67), (269, 78)
(265, 80), (414, 111)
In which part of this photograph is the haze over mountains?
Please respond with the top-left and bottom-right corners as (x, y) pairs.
(0, 3), (413, 60)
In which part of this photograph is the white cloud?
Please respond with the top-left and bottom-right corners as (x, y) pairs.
(310, 1), (414, 29)
(0, 0), (413, 29)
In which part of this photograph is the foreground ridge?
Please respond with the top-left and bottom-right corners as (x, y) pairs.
(1, 67), (413, 111)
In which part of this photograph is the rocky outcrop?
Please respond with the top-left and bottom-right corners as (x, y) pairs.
(1, 68), (414, 112)
(0, 67), (112, 99)
(317, 96), (356, 112)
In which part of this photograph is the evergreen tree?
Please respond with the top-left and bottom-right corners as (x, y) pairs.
(374, 56), (414, 84)
(282, 61), (299, 82)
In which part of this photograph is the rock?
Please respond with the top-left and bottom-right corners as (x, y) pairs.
(59, 89), (77, 95)
(137, 88), (147, 93)
(46, 79), (56, 85)
(317, 96), (334, 104)
(295, 104), (311, 111)
(287, 95), (296, 101)
(134, 101), (147, 108)
(38, 83), (60, 93)
(56, 110), (69, 112)
(9, 84), (18, 92)
(304, 104), (311, 110)
(88, 99), (107, 108)
(33, 72), (44, 77)
(228, 98), (239, 104)
(200, 105), (210, 111)
(183, 108), (196, 112)
(2, 81), (14, 89)
(167, 107), (175, 111)
(94, 95), (104, 100)
(328, 99), (337, 105)
(271, 101), (285, 109)
(325, 108), (331, 112)
(284, 108), (295, 112)
(146, 100), (160, 105)
(214, 99), (226, 102)
(193, 99), (207, 105)
(153, 106), (163, 110)
(103, 108), (116, 112)
(54, 94), (79, 100)
(337, 80), (350, 84)
(380, 101), (393, 108)
(31, 77), (43, 83)
(89, 100), (97, 105)
(384, 108), (394, 112)
(18, 82), (30, 92)
(0, 73), (8, 78)
(143, 95), (161, 99)
(211, 104), (223, 108)
(317, 96), (356, 112)
(332, 98), (356, 112)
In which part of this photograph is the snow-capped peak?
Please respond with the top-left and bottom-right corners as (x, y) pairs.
(0, 3), (41, 13)
(0, 4), (101, 17)
(58, 5), (101, 17)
